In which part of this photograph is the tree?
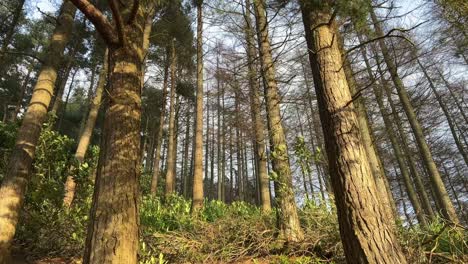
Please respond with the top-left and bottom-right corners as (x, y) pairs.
(300, 1), (407, 262)
(369, 6), (459, 223)
(253, 0), (304, 242)
(243, 0), (271, 212)
(0, 2), (76, 261)
(192, 0), (205, 213)
(68, 0), (158, 262)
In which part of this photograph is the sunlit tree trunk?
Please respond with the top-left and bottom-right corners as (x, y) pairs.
(359, 42), (426, 225)
(300, 2), (407, 262)
(340, 40), (396, 220)
(253, 0), (304, 242)
(370, 8), (459, 223)
(0, 2), (76, 261)
(67, 0), (157, 262)
(192, 0), (205, 212)
(63, 49), (108, 208)
(244, 0), (271, 211)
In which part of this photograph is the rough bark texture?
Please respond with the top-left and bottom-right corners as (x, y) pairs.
(253, 0), (304, 242)
(63, 49), (108, 208)
(341, 44), (397, 221)
(165, 41), (177, 196)
(370, 8), (459, 223)
(0, 2), (76, 262)
(192, 1), (205, 212)
(77, 2), (152, 263)
(300, 3), (407, 263)
(244, 0), (271, 212)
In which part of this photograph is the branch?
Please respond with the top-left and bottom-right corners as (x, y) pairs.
(109, 0), (126, 46)
(345, 21), (427, 56)
(0, 51), (44, 64)
(127, 0), (139, 25)
(68, 0), (119, 46)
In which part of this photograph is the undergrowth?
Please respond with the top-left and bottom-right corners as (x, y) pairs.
(1, 121), (466, 263)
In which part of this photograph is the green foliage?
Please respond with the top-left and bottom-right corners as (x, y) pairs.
(14, 119), (98, 259)
(27, 121), (75, 207)
(400, 216), (468, 262)
(0, 121), (18, 180)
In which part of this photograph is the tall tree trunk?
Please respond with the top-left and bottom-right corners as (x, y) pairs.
(210, 104), (215, 199)
(57, 68), (78, 130)
(359, 42), (427, 225)
(244, 0), (271, 211)
(150, 54), (169, 195)
(68, 1), (157, 262)
(51, 60), (74, 114)
(341, 40), (396, 220)
(370, 7), (459, 223)
(417, 59), (468, 166)
(63, 49), (108, 208)
(300, 2), (407, 262)
(253, 0), (304, 242)
(0, 2), (76, 261)
(436, 69), (468, 124)
(182, 108), (191, 198)
(192, 1), (205, 212)
(165, 41), (177, 196)
(371, 49), (436, 220)
(205, 97), (211, 198)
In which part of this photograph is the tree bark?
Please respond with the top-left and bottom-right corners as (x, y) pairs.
(340, 40), (397, 220)
(358, 42), (427, 225)
(63, 49), (108, 208)
(0, 2), (76, 262)
(192, 1), (205, 212)
(253, 0), (304, 242)
(370, 7), (459, 223)
(165, 41), (177, 196)
(300, 3), (407, 262)
(244, 0), (271, 211)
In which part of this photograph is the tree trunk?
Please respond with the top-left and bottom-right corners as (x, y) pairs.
(359, 42), (427, 225)
(370, 7), (459, 223)
(300, 3), (407, 262)
(253, 0), (304, 242)
(57, 68), (78, 130)
(340, 40), (396, 220)
(63, 49), (108, 208)
(150, 54), (169, 195)
(0, 2), (76, 261)
(417, 59), (468, 166)
(244, 0), (271, 211)
(182, 107), (191, 198)
(165, 41), (177, 196)
(192, 1), (205, 212)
